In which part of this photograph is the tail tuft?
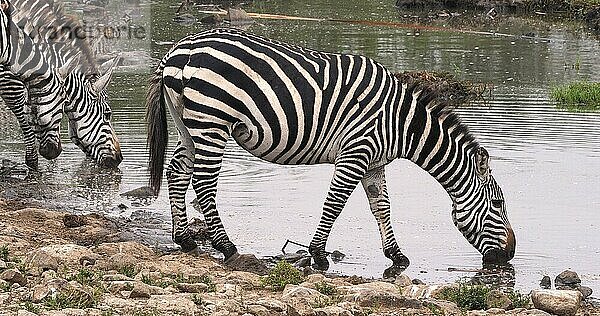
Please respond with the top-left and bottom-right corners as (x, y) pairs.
(146, 70), (167, 196)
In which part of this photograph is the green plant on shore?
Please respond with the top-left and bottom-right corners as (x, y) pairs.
(438, 283), (531, 311)
(22, 301), (40, 314)
(508, 290), (531, 308)
(191, 293), (204, 306)
(117, 264), (138, 279)
(44, 289), (97, 310)
(0, 245), (9, 262)
(438, 284), (490, 310)
(315, 281), (338, 296)
(260, 261), (304, 291)
(0, 281), (10, 292)
(67, 268), (101, 286)
(551, 81), (600, 111)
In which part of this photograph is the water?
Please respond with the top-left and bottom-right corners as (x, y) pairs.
(1, 0), (600, 293)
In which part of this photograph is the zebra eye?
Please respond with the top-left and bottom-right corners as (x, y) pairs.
(491, 199), (503, 208)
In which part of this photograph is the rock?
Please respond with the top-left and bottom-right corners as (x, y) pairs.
(17, 310), (37, 316)
(555, 270), (581, 289)
(423, 298), (461, 315)
(63, 214), (87, 228)
(283, 284), (327, 301)
(0, 260), (7, 269)
(511, 309), (552, 315)
(344, 281), (422, 309)
(200, 13), (223, 25)
(531, 289), (582, 316)
(102, 274), (133, 282)
(31, 278), (69, 302)
(129, 282), (152, 299)
(120, 186), (154, 198)
(175, 282), (208, 293)
(576, 285), (592, 299)
(223, 271), (262, 289)
(394, 273), (412, 287)
(227, 7), (253, 26)
(486, 289), (513, 309)
(540, 275), (551, 289)
(224, 253), (269, 275)
(0, 268), (27, 286)
(27, 244), (99, 269)
(412, 278), (425, 285)
(93, 241), (155, 260)
(314, 305), (352, 316)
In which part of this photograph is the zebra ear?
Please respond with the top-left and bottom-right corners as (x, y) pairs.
(475, 147), (490, 179)
(92, 56), (120, 93)
(57, 54), (81, 80)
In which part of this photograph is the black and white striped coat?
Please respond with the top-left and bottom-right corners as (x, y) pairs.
(0, 0), (122, 169)
(147, 28), (515, 270)
(1, 0), (69, 160)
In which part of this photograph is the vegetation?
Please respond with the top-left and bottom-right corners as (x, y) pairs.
(260, 261), (304, 291)
(117, 264), (138, 279)
(437, 283), (530, 311)
(0, 245), (9, 262)
(315, 281), (338, 296)
(44, 289), (97, 310)
(551, 81), (600, 111)
(67, 268), (102, 286)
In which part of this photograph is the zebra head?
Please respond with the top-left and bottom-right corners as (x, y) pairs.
(65, 57), (122, 168)
(451, 147), (515, 264)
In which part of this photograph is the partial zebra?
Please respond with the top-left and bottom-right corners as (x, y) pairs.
(0, 0), (122, 169)
(146, 28), (515, 270)
(1, 0), (70, 161)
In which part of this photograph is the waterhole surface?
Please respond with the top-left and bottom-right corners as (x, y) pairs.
(1, 0), (599, 293)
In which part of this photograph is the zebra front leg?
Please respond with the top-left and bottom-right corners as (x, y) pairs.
(361, 166), (410, 274)
(167, 138), (198, 253)
(309, 152), (370, 270)
(190, 128), (238, 262)
(0, 83), (38, 170)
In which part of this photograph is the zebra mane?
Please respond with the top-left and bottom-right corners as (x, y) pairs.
(12, 0), (98, 75)
(397, 73), (479, 149)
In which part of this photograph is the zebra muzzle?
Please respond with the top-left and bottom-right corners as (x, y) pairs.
(39, 138), (62, 160)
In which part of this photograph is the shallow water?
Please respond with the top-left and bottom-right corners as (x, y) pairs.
(1, 0), (600, 293)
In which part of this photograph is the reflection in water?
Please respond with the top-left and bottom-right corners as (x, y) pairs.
(472, 264), (516, 289)
(0, 0), (599, 293)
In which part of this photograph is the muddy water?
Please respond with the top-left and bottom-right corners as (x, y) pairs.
(1, 0), (600, 293)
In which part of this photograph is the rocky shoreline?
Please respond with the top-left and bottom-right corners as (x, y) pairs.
(1, 200), (599, 316)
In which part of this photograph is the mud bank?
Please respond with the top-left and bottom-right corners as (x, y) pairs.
(1, 199), (599, 316)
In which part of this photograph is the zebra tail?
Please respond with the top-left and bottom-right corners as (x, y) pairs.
(146, 68), (167, 196)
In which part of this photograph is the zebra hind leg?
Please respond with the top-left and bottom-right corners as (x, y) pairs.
(360, 166), (410, 277)
(309, 151), (370, 270)
(190, 126), (238, 262)
(167, 138), (198, 253)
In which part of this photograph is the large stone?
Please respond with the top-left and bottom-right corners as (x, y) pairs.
(531, 289), (582, 316)
(223, 271), (262, 289)
(0, 268), (27, 286)
(283, 284), (328, 301)
(555, 270), (581, 289)
(0, 259), (7, 269)
(343, 281), (421, 309)
(423, 298), (461, 315)
(129, 282), (152, 299)
(27, 244), (99, 269)
(175, 282), (208, 293)
(31, 278), (69, 302)
(314, 305), (352, 316)
(394, 274), (412, 287)
(92, 241), (155, 260)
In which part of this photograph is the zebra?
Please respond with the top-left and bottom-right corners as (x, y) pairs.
(146, 28), (516, 270)
(1, 0), (71, 162)
(0, 0), (122, 169)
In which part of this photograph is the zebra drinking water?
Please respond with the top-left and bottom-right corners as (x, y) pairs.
(146, 28), (515, 271)
(1, 0), (71, 162)
(0, 0), (122, 169)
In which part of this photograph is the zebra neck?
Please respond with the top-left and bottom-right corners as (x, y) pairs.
(391, 83), (479, 200)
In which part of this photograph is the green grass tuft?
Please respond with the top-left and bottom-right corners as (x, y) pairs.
(0, 245), (9, 262)
(260, 261), (304, 291)
(315, 281), (338, 296)
(551, 81), (600, 111)
(438, 283), (530, 311)
(44, 289), (97, 310)
(117, 265), (138, 279)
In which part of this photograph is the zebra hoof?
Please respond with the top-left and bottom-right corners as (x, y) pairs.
(311, 256), (330, 271)
(392, 254), (410, 268)
(176, 238), (198, 253)
(383, 264), (408, 279)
